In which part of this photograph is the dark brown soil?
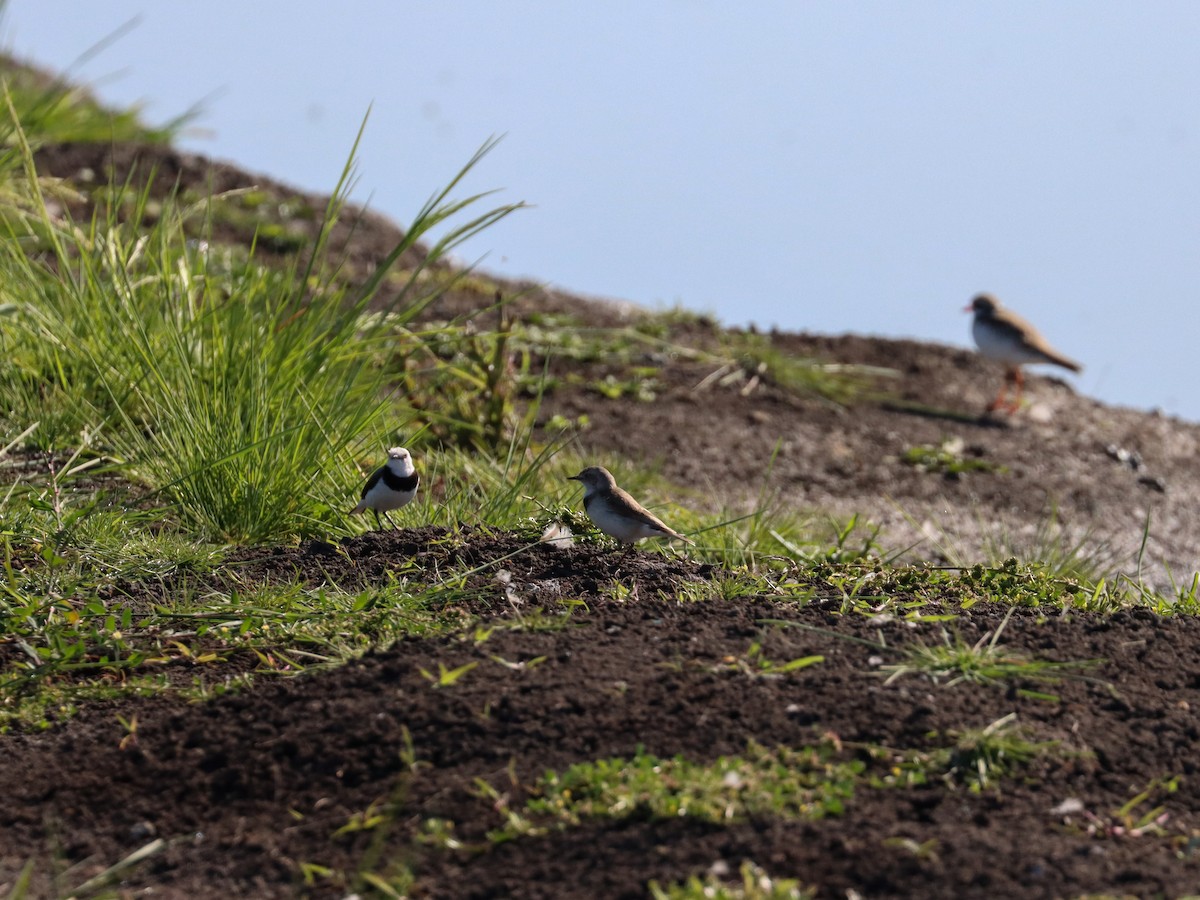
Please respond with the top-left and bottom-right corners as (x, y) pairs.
(4, 139), (1200, 898)
(3, 530), (1200, 898)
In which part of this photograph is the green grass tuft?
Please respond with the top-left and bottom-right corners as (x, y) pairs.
(510, 740), (860, 833)
(649, 862), (812, 900)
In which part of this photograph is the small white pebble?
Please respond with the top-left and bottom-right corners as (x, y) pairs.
(1050, 797), (1085, 816)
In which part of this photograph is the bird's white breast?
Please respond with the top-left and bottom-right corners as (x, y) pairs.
(972, 318), (1045, 365)
(363, 479), (415, 512)
(586, 496), (660, 543)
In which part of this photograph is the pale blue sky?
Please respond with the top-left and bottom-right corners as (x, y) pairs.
(7, 2), (1200, 418)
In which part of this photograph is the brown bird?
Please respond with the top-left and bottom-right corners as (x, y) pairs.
(966, 293), (1082, 414)
(567, 466), (693, 548)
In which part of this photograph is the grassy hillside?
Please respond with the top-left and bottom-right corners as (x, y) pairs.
(2, 54), (1199, 899)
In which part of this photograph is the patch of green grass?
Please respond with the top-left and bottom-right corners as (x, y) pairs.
(636, 303), (721, 336)
(718, 331), (895, 406)
(866, 714), (1058, 793)
(0, 560), (479, 730)
(0, 673), (168, 732)
(901, 437), (1007, 477)
(760, 560), (960, 614)
(933, 714), (1057, 792)
(673, 570), (798, 604)
(418, 659), (478, 688)
(910, 505), (1119, 594)
(980, 512), (1116, 586)
(958, 558), (1096, 609)
(487, 604), (585, 634)
(590, 370), (660, 402)
(649, 862), (812, 900)
(485, 740), (860, 839)
(879, 613), (1099, 695)
(196, 187), (317, 247)
(667, 444), (888, 572)
(775, 513), (889, 566)
(385, 301), (547, 453)
(1, 52), (192, 145)
(764, 546), (1200, 620)
(1132, 569), (1200, 615)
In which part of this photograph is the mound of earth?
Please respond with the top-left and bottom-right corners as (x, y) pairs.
(5, 133), (1200, 899)
(538, 329), (1200, 584)
(27, 140), (1200, 583)
(33, 141), (1200, 582)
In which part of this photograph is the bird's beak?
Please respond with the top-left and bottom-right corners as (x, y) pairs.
(567, 475), (580, 482)
(962, 303), (974, 313)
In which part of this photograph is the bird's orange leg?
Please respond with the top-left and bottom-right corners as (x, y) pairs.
(987, 373), (1010, 412)
(1005, 367), (1025, 414)
(987, 367), (1024, 414)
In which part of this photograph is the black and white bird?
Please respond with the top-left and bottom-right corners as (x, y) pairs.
(350, 447), (419, 530)
(568, 466), (693, 548)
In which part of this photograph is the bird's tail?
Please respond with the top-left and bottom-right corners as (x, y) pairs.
(349, 501), (367, 515)
(1046, 351), (1082, 373)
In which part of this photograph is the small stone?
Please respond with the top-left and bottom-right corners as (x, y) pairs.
(1137, 475), (1167, 493)
(1050, 797), (1085, 816)
(1026, 402), (1054, 423)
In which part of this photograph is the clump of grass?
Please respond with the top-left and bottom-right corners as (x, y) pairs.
(391, 300), (548, 454)
(0, 568), (479, 731)
(1, 50), (193, 145)
(873, 714), (1057, 793)
(494, 740), (860, 836)
(958, 558), (1091, 609)
(982, 511), (1118, 586)
(1122, 568), (1200, 616)
(0, 111), (522, 542)
(879, 612), (1098, 696)
(913, 505), (1118, 591)
(675, 440), (888, 572)
(715, 331), (894, 406)
(901, 437), (1006, 477)
(649, 862), (812, 900)
(589, 369), (660, 402)
(935, 714), (1056, 792)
